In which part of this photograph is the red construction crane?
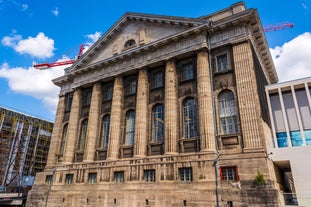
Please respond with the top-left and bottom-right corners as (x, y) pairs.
(263, 22), (294, 32)
(33, 44), (87, 70)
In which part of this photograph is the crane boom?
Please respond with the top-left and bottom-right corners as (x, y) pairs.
(33, 60), (75, 70)
(263, 22), (294, 32)
(33, 44), (87, 70)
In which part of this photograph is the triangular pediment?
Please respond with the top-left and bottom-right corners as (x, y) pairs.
(68, 13), (205, 73)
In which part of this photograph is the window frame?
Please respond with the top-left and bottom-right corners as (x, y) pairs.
(102, 83), (113, 101)
(150, 70), (164, 89)
(180, 61), (195, 82)
(45, 175), (53, 185)
(78, 119), (88, 151)
(183, 98), (198, 139)
(82, 88), (92, 107)
(100, 115), (110, 149)
(144, 169), (156, 182)
(124, 39), (136, 49)
(124, 76), (137, 96)
(59, 123), (68, 155)
(151, 105), (164, 143)
(178, 167), (193, 182)
(220, 166), (239, 181)
(65, 93), (73, 112)
(124, 110), (136, 146)
(218, 90), (238, 135)
(114, 171), (124, 183)
(65, 174), (74, 185)
(215, 52), (229, 73)
(88, 172), (97, 184)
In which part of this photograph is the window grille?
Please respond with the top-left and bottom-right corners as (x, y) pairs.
(78, 119), (88, 151)
(151, 71), (164, 89)
(65, 174), (73, 184)
(144, 169), (155, 182)
(82, 88), (92, 106)
(218, 91), (238, 135)
(101, 115), (110, 148)
(88, 173), (97, 184)
(45, 175), (53, 185)
(152, 105), (164, 143)
(114, 171), (124, 183)
(181, 63), (194, 81)
(103, 84), (113, 101)
(124, 78), (137, 95)
(125, 111), (135, 146)
(216, 54), (228, 72)
(179, 167), (193, 182)
(220, 166), (238, 181)
(183, 99), (197, 138)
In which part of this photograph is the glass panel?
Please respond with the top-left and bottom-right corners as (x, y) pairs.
(179, 168), (192, 182)
(218, 91), (237, 135)
(221, 167), (236, 181)
(152, 72), (163, 89)
(276, 132), (288, 148)
(101, 115), (110, 148)
(78, 120), (88, 151)
(88, 173), (97, 184)
(290, 131), (303, 146)
(114, 171), (124, 183)
(183, 99), (197, 138)
(152, 105), (164, 142)
(305, 129), (311, 145)
(216, 54), (228, 72)
(182, 63), (194, 81)
(60, 124), (68, 155)
(144, 170), (155, 182)
(125, 111), (135, 146)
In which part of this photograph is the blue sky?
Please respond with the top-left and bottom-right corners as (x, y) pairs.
(0, 0), (311, 121)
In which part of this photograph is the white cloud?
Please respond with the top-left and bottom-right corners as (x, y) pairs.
(1, 32), (55, 58)
(0, 62), (67, 114)
(270, 32), (311, 82)
(52, 7), (59, 16)
(21, 3), (28, 11)
(85, 31), (102, 44)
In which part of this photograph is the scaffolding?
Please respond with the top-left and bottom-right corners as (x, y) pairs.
(0, 107), (53, 195)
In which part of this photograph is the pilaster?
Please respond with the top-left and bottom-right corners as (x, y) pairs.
(134, 69), (149, 157)
(107, 77), (123, 159)
(84, 83), (101, 162)
(164, 60), (179, 154)
(46, 96), (65, 168)
(196, 51), (216, 151)
(63, 89), (81, 163)
(233, 41), (263, 149)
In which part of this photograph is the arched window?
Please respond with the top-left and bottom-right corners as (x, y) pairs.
(60, 123), (68, 155)
(125, 110), (135, 146)
(101, 115), (110, 148)
(152, 105), (164, 142)
(218, 90), (237, 135)
(183, 98), (197, 138)
(78, 119), (88, 151)
(124, 39), (136, 48)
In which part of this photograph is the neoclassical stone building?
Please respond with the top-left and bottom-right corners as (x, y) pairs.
(27, 2), (282, 207)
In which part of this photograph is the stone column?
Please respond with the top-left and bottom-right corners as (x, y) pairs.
(107, 77), (123, 159)
(233, 41), (263, 149)
(63, 89), (81, 163)
(84, 83), (101, 162)
(46, 95), (65, 168)
(164, 60), (179, 154)
(134, 69), (149, 157)
(197, 50), (216, 151)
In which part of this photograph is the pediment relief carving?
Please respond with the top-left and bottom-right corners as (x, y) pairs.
(67, 13), (206, 74)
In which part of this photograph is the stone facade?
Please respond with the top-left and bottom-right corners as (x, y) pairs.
(27, 2), (282, 207)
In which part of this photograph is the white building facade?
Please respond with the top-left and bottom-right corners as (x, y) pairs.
(266, 77), (311, 206)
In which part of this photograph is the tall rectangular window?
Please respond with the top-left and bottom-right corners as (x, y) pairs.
(216, 54), (228, 72)
(45, 175), (53, 185)
(144, 169), (155, 182)
(125, 110), (135, 146)
(88, 173), (97, 184)
(124, 77), (137, 96)
(114, 171), (124, 183)
(82, 88), (92, 107)
(220, 166), (238, 181)
(65, 174), (74, 184)
(181, 63), (194, 81)
(103, 83), (113, 101)
(151, 71), (164, 89)
(65, 93), (73, 112)
(179, 167), (193, 182)
(218, 91), (238, 135)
